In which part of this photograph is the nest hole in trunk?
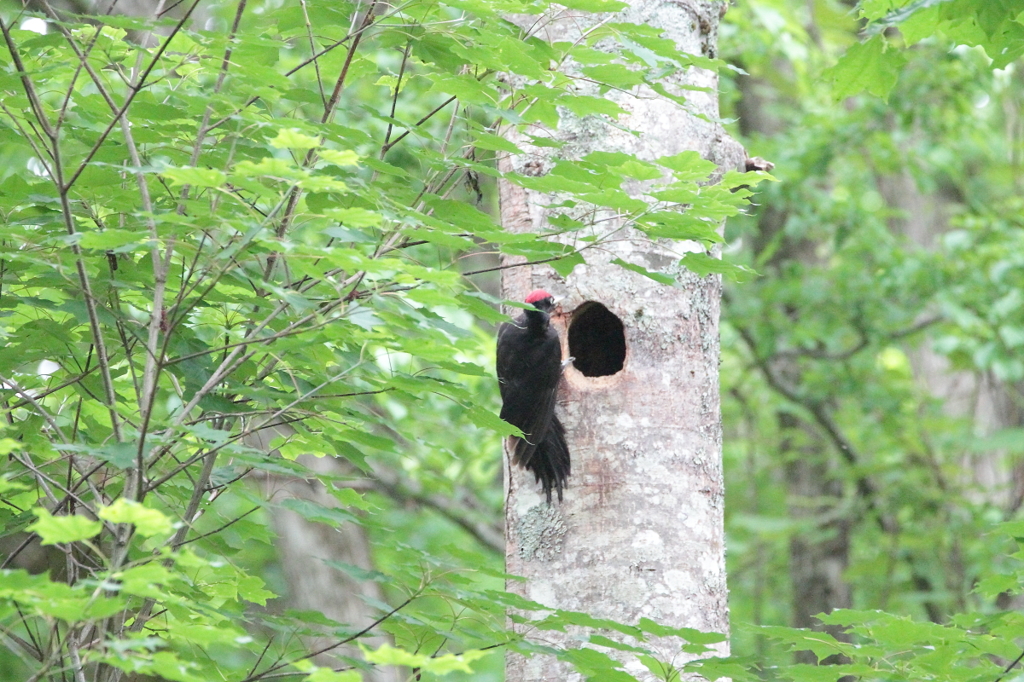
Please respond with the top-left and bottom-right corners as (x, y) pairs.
(568, 301), (626, 377)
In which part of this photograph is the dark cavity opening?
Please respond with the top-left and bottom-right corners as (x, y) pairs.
(568, 301), (626, 377)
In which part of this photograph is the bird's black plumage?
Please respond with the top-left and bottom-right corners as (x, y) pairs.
(496, 291), (571, 502)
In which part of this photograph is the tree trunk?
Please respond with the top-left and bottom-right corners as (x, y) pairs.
(782, 414), (852, 664)
(245, 426), (402, 682)
(880, 168), (1024, 614)
(498, 2), (744, 679)
(733, 69), (856, 657)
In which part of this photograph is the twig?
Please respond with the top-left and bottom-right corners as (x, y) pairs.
(463, 256), (564, 277)
(175, 507), (259, 547)
(5, 368), (99, 411)
(299, 0), (328, 108)
(381, 96), (458, 154)
(380, 40), (413, 154)
(239, 593), (420, 682)
(0, 15), (57, 140)
(995, 648), (1024, 682)
(322, 0), (378, 126)
(61, 0), (204, 191)
(775, 315), (941, 361)
(373, 477), (502, 553)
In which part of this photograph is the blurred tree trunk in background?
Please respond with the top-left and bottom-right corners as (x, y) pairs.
(734, 72), (853, 661)
(880, 168), (1024, 615)
(246, 427), (402, 682)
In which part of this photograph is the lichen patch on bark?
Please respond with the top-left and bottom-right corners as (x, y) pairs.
(516, 504), (567, 561)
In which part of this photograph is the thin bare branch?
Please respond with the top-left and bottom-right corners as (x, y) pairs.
(0, 99), (55, 179)
(299, 0), (329, 108)
(380, 40), (413, 153)
(0, 16), (57, 140)
(175, 507), (259, 547)
(52, 155), (125, 442)
(118, 105), (166, 497)
(322, 0), (379, 126)
(239, 593), (420, 682)
(148, 377), (382, 493)
(62, 0), (205, 191)
(3, 366), (98, 410)
(381, 96), (458, 154)
(462, 255), (564, 277)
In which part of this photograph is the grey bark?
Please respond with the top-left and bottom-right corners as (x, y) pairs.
(498, 2), (744, 680)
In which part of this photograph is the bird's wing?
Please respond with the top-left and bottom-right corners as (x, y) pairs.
(495, 321), (517, 399)
(496, 321), (560, 464)
(507, 379), (558, 465)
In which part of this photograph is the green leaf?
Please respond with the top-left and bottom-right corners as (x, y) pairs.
(0, 438), (22, 456)
(79, 229), (149, 250)
(29, 508), (102, 545)
(550, 251), (585, 277)
(639, 211), (722, 243)
(318, 149), (360, 167)
(328, 485), (376, 512)
(636, 617), (727, 644)
(656, 150), (718, 177)
(271, 128), (321, 150)
(558, 94), (626, 117)
(469, 406), (520, 436)
(118, 563), (174, 598)
(279, 498), (358, 526)
(428, 73), (499, 105)
(556, 0), (627, 13)
(610, 258), (675, 285)
(679, 253), (757, 281)
(457, 292), (507, 324)
(975, 572), (1021, 598)
(97, 442), (140, 469)
(899, 5), (941, 45)
(161, 167), (227, 188)
(323, 208), (382, 229)
(422, 196), (499, 232)
(472, 132), (523, 153)
(559, 647), (638, 681)
(237, 574), (276, 605)
(684, 655), (763, 682)
(758, 625), (852, 661)
(588, 634), (650, 653)
(581, 64), (645, 89)
(98, 499), (174, 537)
(823, 35), (907, 101)
(362, 643), (489, 673)
(0, 474), (27, 496)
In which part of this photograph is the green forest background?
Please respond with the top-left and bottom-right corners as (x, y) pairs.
(2, 0), (1024, 680)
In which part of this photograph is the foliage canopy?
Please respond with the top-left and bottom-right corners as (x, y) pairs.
(5, 0), (1024, 681)
(0, 0), (749, 679)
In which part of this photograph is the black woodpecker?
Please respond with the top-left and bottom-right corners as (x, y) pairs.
(496, 289), (571, 502)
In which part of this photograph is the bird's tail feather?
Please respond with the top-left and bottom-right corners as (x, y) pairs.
(514, 417), (570, 503)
